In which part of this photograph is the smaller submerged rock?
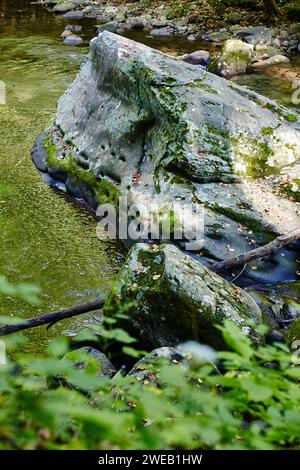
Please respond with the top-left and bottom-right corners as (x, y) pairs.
(65, 24), (82, 33)
(63, 34), (83, 46)
(150, 27), (174, 37)
(250, 54), (290, 69)
(181, 50), (211, 66)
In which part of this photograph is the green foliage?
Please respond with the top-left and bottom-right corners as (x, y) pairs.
(0, 318), (299, 450)
(0, 276), (40, 306)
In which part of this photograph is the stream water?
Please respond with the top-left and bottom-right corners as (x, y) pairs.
(0, 0), (125, 353)
(0, 0), (299, 353)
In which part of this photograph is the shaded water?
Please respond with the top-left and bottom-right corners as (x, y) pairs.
(0, 1), (299, 352)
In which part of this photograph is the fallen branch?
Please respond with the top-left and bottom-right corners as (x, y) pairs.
(210, 228), (300, 273)
(0, 298), (105, 337)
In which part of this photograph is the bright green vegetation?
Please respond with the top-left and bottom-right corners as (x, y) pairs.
(0, 309), (299, 450)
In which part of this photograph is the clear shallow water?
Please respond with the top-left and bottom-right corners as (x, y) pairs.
(0, 0), (124, 353)
(0, 1), (299, 352)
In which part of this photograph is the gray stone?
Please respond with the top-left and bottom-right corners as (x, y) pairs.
(127, 347), (186, 382)
(250, 54), (290, 69)
(63, 10), (84, 19)
(150, 27), (173, 37)
(97, 21), (119, 34)
(31, 133), (48, 173)
(53, 1), (78, 14)
(104, 6), (119, 16)
(63, 347), (116, 378)
(104, 243), (262, 349)
(235, 26), (273, 45)
(151, 19), (167, 28)
(202, 31), (232, 43)
(130, 20), (144, 30)
(65, 24), (82, 33)
(95, 14), (111, 23)
(35, 32), (300, 265)
(181, 50), (211, 66)
(53, 0), (90, 14)
(63, 34), (83, 46)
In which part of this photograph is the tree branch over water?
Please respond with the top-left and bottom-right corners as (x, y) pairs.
(0, 298), (105, 337)
(210, 228), (300, 273)
(0, 229), (299, 337)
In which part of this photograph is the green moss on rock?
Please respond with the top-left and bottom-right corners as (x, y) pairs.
(104, 243), (262, 350)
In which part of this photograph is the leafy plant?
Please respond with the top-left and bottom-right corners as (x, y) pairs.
(0, 317), (299, 450)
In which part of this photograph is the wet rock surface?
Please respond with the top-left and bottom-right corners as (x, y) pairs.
(246, 281), (300, 331)
(127, 347), (187, 383)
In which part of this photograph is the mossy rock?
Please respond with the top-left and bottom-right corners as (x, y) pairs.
(211, 39), (253, 77)
(104, 243), (262, 350)
(32, 32), (300, 263)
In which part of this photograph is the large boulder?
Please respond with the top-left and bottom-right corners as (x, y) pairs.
(211, 39), (254, 77)
(104, 243), (262, 349)
(32, 32), (300, 265)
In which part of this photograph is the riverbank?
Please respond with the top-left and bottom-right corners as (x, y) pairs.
(38, 0), (300, 52)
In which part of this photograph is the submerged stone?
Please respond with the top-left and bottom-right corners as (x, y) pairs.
(63, 34), (83, 46)
(181, 50), (211, 66)
(250, 54), (290, 69)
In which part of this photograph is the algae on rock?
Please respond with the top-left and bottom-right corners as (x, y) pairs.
(104, 243), (262, 350)
(32, 32), (300, 262)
